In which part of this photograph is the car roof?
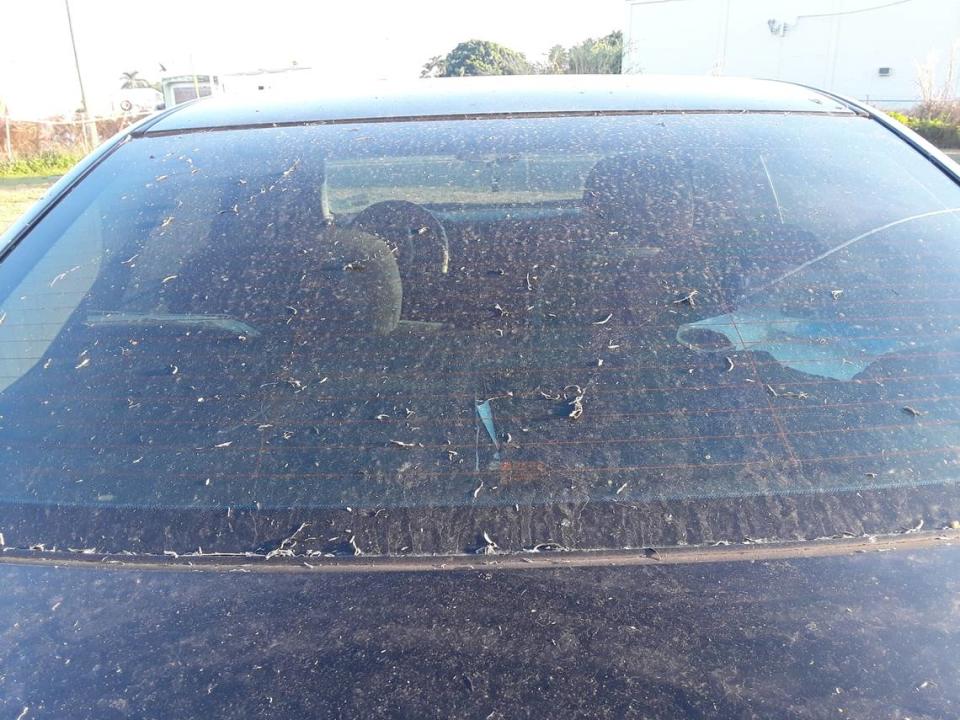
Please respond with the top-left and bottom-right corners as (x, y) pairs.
(143, 75), (856, 134)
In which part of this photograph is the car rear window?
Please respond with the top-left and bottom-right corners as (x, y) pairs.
(1, 112), (959, 555)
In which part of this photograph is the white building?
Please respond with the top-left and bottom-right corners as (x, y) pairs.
(218, 66), (316, 95)
(622, 0), (960, 107)
(157, 66), (318, 107)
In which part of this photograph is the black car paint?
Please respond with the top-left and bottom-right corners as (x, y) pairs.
(1, 545), (958, 719)
(139, 76), (855, 134)
(4, 80), (960, 718)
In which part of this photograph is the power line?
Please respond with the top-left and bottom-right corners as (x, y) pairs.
(798, 0), (915, 20)
(629, 0), (914, 12)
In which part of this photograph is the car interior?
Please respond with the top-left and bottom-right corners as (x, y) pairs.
(2, 115), (960, 513)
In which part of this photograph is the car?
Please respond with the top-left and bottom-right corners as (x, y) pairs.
(1, 74), (960, 719)
(113, 83), (164, 115)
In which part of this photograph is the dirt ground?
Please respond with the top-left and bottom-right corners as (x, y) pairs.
(0, 176), (59, 235)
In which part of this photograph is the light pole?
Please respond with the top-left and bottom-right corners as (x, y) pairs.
(64, 0), (98, 149)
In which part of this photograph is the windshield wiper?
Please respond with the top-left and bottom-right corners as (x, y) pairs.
(752, 207), (960, 295)
(84, 311), (260, 338)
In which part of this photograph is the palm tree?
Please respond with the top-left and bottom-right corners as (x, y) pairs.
(545, 45), (569, 74)
(119, 71), (141, 89)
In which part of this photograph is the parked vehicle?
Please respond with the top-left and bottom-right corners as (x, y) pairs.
(2, 76), (960, 718)
(113, 76), (163, 114)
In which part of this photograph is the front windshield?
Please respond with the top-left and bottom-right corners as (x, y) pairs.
(1, 112), (959, 556)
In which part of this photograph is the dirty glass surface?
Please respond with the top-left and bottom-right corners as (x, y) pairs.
(1, 113), (959, 553)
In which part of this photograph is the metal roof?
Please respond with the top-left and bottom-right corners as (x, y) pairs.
(142, 75), (855, 133)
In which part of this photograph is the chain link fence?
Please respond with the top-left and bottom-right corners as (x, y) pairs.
(2, 112), (150, 161)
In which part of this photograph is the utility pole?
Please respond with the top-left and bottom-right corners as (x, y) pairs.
(64, 0), (98, 149)
(1, 100), (12, 162)
(189, 52), (201, 99)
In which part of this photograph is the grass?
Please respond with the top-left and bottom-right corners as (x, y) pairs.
(0, 176), (59, 234)
(0, 150), (82, 179)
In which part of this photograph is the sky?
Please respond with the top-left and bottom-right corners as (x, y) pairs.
(0, 0), (625, 117)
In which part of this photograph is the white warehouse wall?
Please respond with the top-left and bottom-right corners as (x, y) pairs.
(623, 0), (960, 106)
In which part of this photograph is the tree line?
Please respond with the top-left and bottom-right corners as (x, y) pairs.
(421, 32), (623, 78)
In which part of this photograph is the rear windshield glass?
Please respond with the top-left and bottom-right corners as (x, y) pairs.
(326, 153), (596, 213)
(2, 112), (960, 555)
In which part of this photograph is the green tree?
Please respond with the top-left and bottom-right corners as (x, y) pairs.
(421, 40), (532, 78)
(565, 31), (623, 74)
(420, 55), (448, 78)
(543, 44), (569, 75)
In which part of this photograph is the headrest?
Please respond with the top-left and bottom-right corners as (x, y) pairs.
(583, 153), (695, 241)
(158, 226), (402, 338)
(313, 229), (403, 336)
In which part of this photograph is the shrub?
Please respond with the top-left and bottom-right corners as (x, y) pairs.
(0, 150), (82, 178)
(914, 99), (960, 125)
(888, 110), (960, 148)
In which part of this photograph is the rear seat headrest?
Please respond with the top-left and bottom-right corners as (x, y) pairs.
(583, 153), (695, 240)
(314, 229), (402, 336)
